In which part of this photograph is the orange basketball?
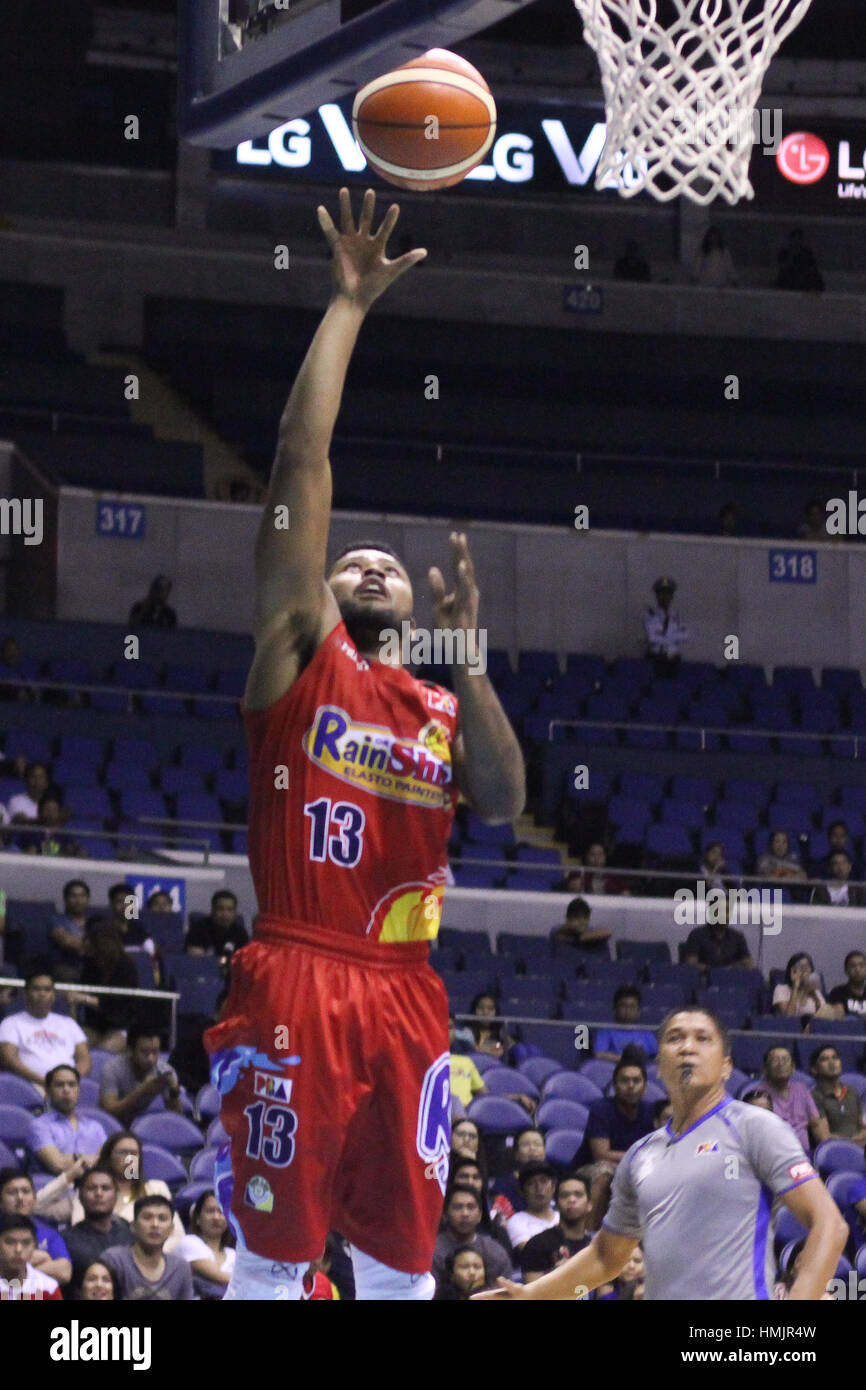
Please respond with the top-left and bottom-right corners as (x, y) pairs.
(352, 49), (496, 192)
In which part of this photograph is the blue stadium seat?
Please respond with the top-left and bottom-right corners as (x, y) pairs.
(0, 1077), (43, 1110)
(578, 1059), (616, 1089)
(132, 1112), (205, 1154)
(541, 1072), (604, 1104)
(616, 941), (671, 965)
(543, 1127), (585, 1170)
(467, 1096), (534, 1134)
(140, 1143), (188, 1190)
(813, 1140), (866, 1178)
(536, 1098), (589, 1132)
(482, 1069), (539, 1101)
(517, 1056), (563, 1089)
(189, 1147), (218, 1182)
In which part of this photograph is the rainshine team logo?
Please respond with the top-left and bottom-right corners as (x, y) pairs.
(416, 1053), (451, 1194)
(304, 705), (454, 809)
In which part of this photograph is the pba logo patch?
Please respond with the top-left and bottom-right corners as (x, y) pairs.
(244, 1176), (274, 1213)
(695, 1141), (719, 1156)
(788, 1161), (815, 1183)
(254, 1071), (293, 1105)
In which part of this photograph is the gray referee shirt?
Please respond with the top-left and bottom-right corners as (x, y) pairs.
(603, 1097), (815, 1300)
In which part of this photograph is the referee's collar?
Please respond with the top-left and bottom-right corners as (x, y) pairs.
(665, 1095), (731, 1144)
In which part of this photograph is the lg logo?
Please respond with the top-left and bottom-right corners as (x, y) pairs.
(776, 131), (830, 184)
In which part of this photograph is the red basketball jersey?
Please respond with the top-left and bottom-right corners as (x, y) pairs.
(243, 620), (460, 943)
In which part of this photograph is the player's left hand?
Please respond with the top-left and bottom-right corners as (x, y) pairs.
(429, 532), (480, 638)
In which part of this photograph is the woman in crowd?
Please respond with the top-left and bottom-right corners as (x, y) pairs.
(451, 1117), (482, 1164)
(175, 1189), (236, 1299)
(76, 921), (140, 1051)
(434, 1245), (491, 1300)
(757, 830), (807, 881)
(469, 993), (515, 1061)
(69, 1131), (185, 1250)
(77, 1258), (117, 1300)
(772, 952), (840, 1021)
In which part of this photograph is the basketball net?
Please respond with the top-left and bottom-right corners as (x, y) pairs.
(572, 0), (815, 204)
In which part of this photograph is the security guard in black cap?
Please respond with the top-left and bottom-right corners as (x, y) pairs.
(643, 577), (688, 677)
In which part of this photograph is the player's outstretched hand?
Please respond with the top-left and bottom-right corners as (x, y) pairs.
(429, 532), (480, 637)
(470, 1277), (530, 1300)
(317, 187), (427, 311)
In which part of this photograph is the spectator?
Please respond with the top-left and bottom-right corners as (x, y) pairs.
(798, 498), (830, 542)
(187, 891), (248, 961)
(642, 576), (688, 678)
(505, 1163), (560, 1250)
(520, 1173), (592, 1281)
(682, 913), (753, 974)
(102, 1195), (194, 1300)
(128, 576), (177, 630)
(776, 228), (824, 292)
(0, 1212), (64, 1300)
(74, 922), (140, 1051)
(92, 883), (151, 951)
(175, 1189), (236, 1299)
(0, 969), (91, 1088)
(446, 1160), (513, 1260)
(593, 986), (658, 1061)
(699, 841), (728, 887)
(432, 1185), (513, 1289)
(19, 791), (80, 858)
(0, 1169), (72, 1286)
(719, 503), (738, 536)
(827, 950), (866, 1018)
(652, 1097), (672, 1128)
(613, 239), (651, 282)
(77, 1258), (117, 1300)
(569, 843), (631, 896)
(433, 1244), (491, 1300)
(598, 1245), (646, 1300)
(742, 1089), (773, 1110)
(0, 637), (37, 704)
(7, 761), (51, 823)
(818, 821), (861, 879)
(490, 1127), (547, 1219)
(49, 879), (91, 983)
(70, 1132), (186, 1251)
(99, 1027), (183, 1123)
(468, 993), (515, 1061)
(27, 1063), (106, 1175)
(755, 1046), (829, 1153)
(809, 1045), (866, 1144)
(691, 225), (737, 287)
(553, 867), (584, 894)
(757, 829), (807, 881)
(451, 1117), (481, 1163)
(772, 952), (841, 1021)
(810, 850), (865, 907)
(64, 1166), (134, 1295)
(579, 1049), (655, 1169)
(145, 891), (174, 913)
(550, 896), (611, 952)
(448, 1010), (475, 1055)
(449, 1045), (486, 1109)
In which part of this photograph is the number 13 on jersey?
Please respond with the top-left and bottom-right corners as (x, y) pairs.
(304, 797), (366, 867)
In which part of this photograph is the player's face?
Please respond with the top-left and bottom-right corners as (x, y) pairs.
(81, 1262), (114, 1299)
(613, 1066), (646, 1104)
(656, 1012), (731, 1095)
(452, 1250), (485, 1293)
(328, 550), (413, 644)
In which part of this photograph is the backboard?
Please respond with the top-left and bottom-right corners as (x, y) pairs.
(179, 0), (538, 148)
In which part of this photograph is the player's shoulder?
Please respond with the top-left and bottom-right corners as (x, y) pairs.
(620, 1125), (665, 1170)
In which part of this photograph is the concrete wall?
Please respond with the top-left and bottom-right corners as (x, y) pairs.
(50, 484), (866, 673)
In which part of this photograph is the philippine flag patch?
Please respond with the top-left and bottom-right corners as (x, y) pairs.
(695, 1141), (719, 1155)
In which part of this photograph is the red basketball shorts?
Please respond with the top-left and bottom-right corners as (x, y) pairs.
(203, 917), (451, 1273)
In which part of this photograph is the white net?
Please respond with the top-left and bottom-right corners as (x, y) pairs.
(572, 0), (815, 204)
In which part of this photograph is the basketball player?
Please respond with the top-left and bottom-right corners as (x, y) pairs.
(473, 1007), (847, 1300)
(204, 187), (525, 1301)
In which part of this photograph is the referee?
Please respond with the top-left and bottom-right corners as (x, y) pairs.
(473, 1008), (847, 1300)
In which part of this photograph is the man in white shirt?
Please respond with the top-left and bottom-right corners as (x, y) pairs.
(504, 1162), (559, 1250)
(7, 761), (50, 822)
(642, 577), (688, 678)
(0, 970), (91, 1090)
(0, 1212), (63, 1300)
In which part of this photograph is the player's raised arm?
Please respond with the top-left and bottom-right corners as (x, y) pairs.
(245, 187), (427, 709)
